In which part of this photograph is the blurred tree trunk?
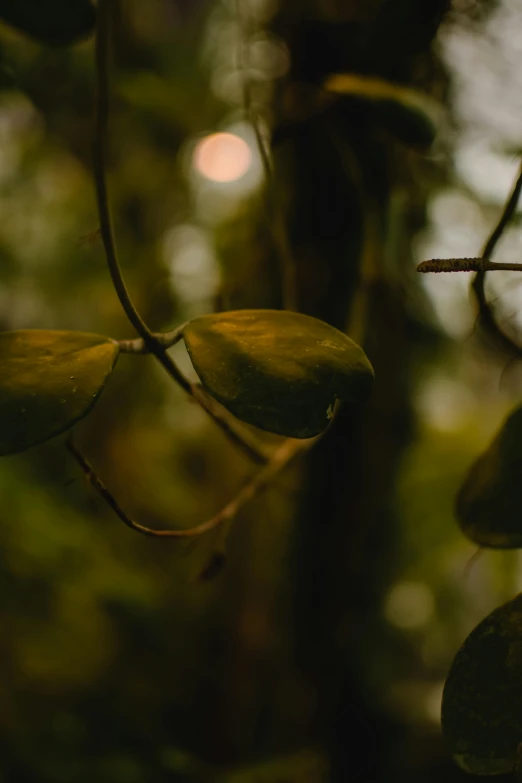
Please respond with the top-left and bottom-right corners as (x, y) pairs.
(194, 4), (453, 781)
(273, 2), (450, 780)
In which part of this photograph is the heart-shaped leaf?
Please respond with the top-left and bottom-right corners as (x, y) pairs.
(0, 330), (119, 456)
(324, 73), (439, 148)
(182, 310), (374, 438)
(0, 0), (95, 47)
(442, 594), (522, 775)
(456, 405), (522, 548)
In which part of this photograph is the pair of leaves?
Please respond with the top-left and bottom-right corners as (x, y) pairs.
(442, 594), (522, 776)
(0, 311), (374, 456)
(0, 0), (95, 47)
(456, 405), (522, 548)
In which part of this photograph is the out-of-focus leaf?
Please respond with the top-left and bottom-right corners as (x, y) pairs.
(324, 73), (439, 148)
(442, 593), (522, 775)
(0, 0), (95, 47)
(0, 330), (119, 456)
(456, 405), (522, 548)
(183, 310), (374, 438)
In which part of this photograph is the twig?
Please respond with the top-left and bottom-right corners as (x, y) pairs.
(66, 436), (301, 539)
(117, 323), (187, 353)
(196, 437), (304, 579)
(417, 258), (522, 273)
(472, 161), (522, 358)
(189, 384), (272, 464)
(481, 166), (522, 261)
(416, 162), (522, 357)
(235, 0), (298, 311)
(118, 342), (269, 463)
(145, 349), (268, 464)
(119, 332), (270, 464)
(92, 0), (268, 464)
(196, 402), (344, 579)
(93, 0), (154, 345)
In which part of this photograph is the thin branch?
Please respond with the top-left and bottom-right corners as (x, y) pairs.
(117, 323), (187, 353)
(195, 401), (344, 579)
(196, 437), (304, 579)
(117, 320), (268, 462)
(472, 161), (522, 358)
(236, 0), (298, 311)
(416, 163), (522, 358)
(66, 436), (301, 539)
(189, 384), (272, 464)
(417, 258), (522, 273)
(93, 2), (191, 392)
(481, 169), (522, 262)
(120, 338), (270, 462)
(92, 0), (268, 464)
(93, 0), (154, 345)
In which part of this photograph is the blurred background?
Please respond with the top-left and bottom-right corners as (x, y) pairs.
(0, 0), (521, 780)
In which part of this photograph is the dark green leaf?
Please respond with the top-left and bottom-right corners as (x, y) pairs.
(442, 594), (522, 775)
(456, 405), (522, 548)
(182, 310), (374, 438)
(0, 330), (119, 456)
(324, 73), (439, 148)
(0, 0), (95, 46)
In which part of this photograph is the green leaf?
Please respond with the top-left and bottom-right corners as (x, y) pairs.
(182, 310), (374, 438)
(456, 405), (522, 548)
(0, 330), (119, 456)
(0, 0), (95, 46)
(324, 73), (439, 148)
(442, 594), (522, 776)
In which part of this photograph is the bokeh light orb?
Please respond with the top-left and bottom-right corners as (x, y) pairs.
(193, 132), (252, 183)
